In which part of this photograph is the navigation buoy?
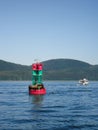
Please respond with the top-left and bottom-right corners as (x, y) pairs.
(28, 61), (46, 95)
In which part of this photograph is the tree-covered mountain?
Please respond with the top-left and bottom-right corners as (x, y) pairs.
(0, 60), (31, 80)
(42, 59), (98, 80)
(0, 59), (98, 80)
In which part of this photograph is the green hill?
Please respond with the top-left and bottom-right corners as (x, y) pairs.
(0, 59), (98, 80)
(42, 59), (98, 80)
(0, 60), (31, 80)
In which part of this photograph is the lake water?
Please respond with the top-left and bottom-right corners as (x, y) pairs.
(0, 81), (98, 130)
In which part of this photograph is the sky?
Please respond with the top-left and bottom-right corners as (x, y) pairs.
(0, 0), (98, 65)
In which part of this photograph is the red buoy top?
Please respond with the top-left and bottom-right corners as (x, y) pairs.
(32, 63), (43, 70)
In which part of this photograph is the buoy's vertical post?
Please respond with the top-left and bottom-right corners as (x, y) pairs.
(32, 62), (43, 85)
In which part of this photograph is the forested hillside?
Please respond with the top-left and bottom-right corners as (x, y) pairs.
(0, 60), (31, 80)
(0, 59), (98, 80)
(43, 59), (98, 80)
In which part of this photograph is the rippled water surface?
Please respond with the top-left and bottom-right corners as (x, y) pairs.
(0, 81), (98, 130)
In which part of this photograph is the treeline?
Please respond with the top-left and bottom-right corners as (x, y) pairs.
(0, 59), (98, 80)
(43, 59), (98, 80)
(0, 71), (31, 80)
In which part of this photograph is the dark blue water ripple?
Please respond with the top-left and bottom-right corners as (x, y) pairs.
(0, 81), (98, 130)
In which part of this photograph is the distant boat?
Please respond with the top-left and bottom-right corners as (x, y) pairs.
(79, 78), (89, 85)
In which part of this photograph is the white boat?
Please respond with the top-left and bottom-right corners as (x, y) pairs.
(79, 78), (89, 85)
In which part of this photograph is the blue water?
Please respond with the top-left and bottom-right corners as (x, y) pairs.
(0, 81), (98, 130)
